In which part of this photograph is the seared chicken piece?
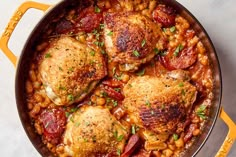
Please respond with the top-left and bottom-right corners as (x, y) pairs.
(104, 12), (165, 71)
(123, 72), (197, 134)
(63, 106), (129, 157)
(39, 37), (106, 106)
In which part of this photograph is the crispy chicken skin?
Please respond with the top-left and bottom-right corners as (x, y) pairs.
(123, 71), (197, 134)
(39, 37), (107, 106)
(63, 106), (129, 157)
(104, 12), (165, 71)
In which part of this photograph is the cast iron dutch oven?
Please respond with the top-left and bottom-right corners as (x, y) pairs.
(0, 0), (235, 157)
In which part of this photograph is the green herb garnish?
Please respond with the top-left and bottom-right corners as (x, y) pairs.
(94, 6), (101, 13)
(107, 31), (113, 36)
(112, 99), (118, 107)
(170, 26), (176, 33)
(117, 134), (124, 142)
(179, 82), (184, 87)
(67, 94), (74, 101)
(174, 44), (184, 57)
(196, 105), (207, 119)
(117, 149), (121, 156)
(154, 48), (159, 55)
(90, 51), (95, 56)
(45, 53), (52, 58)
(133, 50), (140, 57)
(136, 68), (145, 76)
(141, 39), (146, 47)
(173, 134), (179, 141)
(145, 100), (151, 108)
(131, 125), (136, 134)
(100, 23), (105, 29)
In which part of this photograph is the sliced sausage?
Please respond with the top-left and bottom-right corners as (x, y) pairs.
(152, 5), (176, 27)
(103, 86), (125, 101)
(160, 46), (197, 70)
(121, 134), (141, 157)
(39, 108), (66, 144)
(75, 7), (103, 33)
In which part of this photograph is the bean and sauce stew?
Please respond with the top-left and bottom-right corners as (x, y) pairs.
(25, 0), (214, 157)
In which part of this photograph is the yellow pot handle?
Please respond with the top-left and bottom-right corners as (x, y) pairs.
(216, 107), (236, 157)
(0, 1), (51, 67)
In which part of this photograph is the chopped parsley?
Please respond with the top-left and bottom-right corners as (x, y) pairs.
(114, 88), (121, 92)
(133, 50), (140, 57)
(94, 41), (104, 47)
(117, 149), (121, 156)
(65, 112), (70, 118)
(70, 108), (77, 113)
(136, 68), (145, 76)
(114, 73), (123, 80)
(94, 6), (101, 13)
(141, 39), (146, 47)
(112, 99), (118, 107)
(196, 105), (207, 119)
(145, 100), (151, 108)
(90, 50), (95, 56)
(107, 31), (113, 36)
(174, 44), (184, 57)
(154, 48), (159, 55)
(173, 134), (179, 141)
(179, 82), (184, 87)
(45, 53), (52, 58)
(131, 125), (136, 134)
(117, 134), (124, 142)
(170, 26), (176, 33)
(162, 28), (167, 32)
(67, 94), (74, 101)
(100, 41), (104, 47)
(100, 23), (105, 29)
(160, 51), (167, 56)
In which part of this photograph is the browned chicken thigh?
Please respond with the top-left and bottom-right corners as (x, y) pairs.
(39, 37), (107, 106)
(104, 11), (165, 71)
(123, 71), (197, 134)
(62, 106), (129, 157)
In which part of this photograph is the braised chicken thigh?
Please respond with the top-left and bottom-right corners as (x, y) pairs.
(123, 71), (197, 134)
(63, 106), (129, 157)
(104, 11), (165, 71)
(39, 36), (107, 106)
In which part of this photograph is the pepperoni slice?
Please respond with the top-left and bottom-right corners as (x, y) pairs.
(160, 46), (197, 70)
(75, 7), (103, 33)
(39, 108), (66, 144)
(153, 5), (176, 27)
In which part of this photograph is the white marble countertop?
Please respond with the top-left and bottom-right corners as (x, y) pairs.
(0, 0), (235, 156)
